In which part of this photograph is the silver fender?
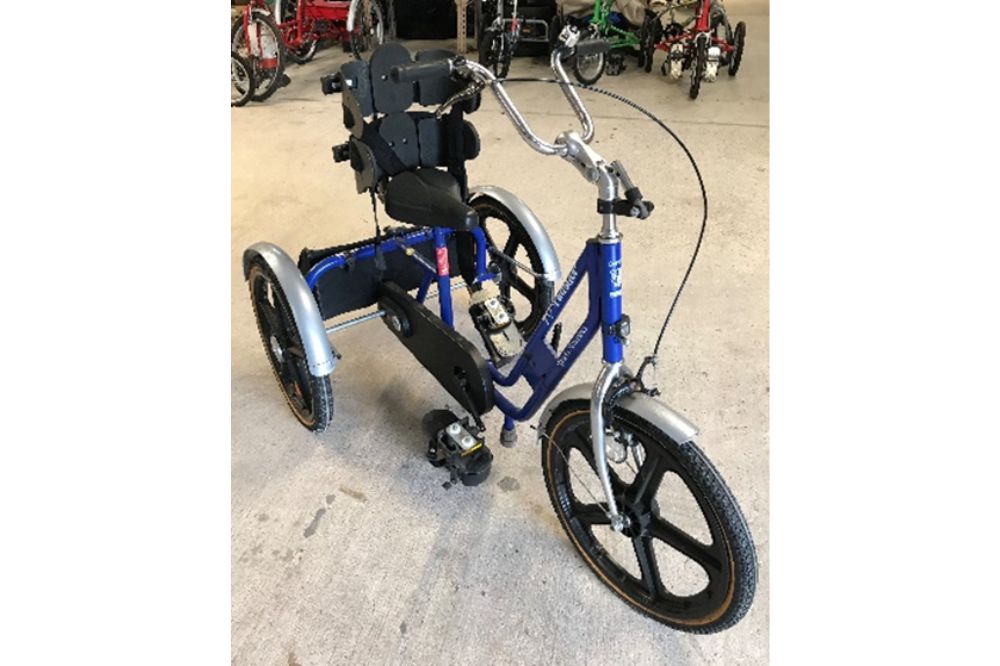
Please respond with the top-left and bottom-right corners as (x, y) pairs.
(537, 383), (699, 446)
(468, 185), (561, 283)
(243, 242), (337, 377)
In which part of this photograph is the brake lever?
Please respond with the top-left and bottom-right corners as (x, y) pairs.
(434, 80), (485, 119)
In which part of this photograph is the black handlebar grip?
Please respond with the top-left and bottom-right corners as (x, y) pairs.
(390, 59), (453, 83)
(574, 39), (610, 57)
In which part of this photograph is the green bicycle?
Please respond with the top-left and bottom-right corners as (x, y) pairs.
(551, 0), (648, 85)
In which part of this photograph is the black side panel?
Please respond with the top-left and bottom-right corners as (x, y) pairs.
(299, 233), (460, 320)
(378, 281), (494, 416)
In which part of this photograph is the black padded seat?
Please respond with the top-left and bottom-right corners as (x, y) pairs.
(384, 169), (479, 231)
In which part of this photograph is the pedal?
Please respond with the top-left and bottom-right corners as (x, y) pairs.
(469, 291), (524, 366)
(424, 410), (493, 488)
(606, 52), (626, 76)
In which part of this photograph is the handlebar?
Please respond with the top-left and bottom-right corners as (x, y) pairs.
(390, 59), (453, 84)
(389, 34), (605, 157)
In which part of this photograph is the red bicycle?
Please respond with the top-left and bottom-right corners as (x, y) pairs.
(231, 0), (386, 103)
(640, 0), (745, 100)
(277, 0), (386, 65)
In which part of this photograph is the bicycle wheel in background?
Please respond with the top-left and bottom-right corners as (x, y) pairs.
(231, 10), (286, 102)
(280, 0), (319, 64)
(231, 51), (255, 107)
(349, 0), (385, 59)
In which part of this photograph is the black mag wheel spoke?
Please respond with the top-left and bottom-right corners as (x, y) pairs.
(502, 233), (519, 258)
(511, 275), (534, 299)
(574, 502), (611, 526)
(627, 454), (669, 506)
(649, 516), (723, 573)
(632, 535), (664, 599)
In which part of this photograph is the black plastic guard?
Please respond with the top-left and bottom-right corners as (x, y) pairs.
(378, 281), (494, 416)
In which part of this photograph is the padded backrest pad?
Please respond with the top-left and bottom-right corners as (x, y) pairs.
(378, 113), (420, 169)
(340, 60), (373, 117)
(416, 118), (481, 167)
(369, 43), (415, 114)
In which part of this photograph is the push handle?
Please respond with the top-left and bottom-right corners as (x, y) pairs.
(574, 38), (610, 58)
(390, 59), (454, 83)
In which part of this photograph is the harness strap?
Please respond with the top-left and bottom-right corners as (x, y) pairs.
(360, 120), (407, 177)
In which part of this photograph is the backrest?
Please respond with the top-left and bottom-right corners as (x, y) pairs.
(339, 43), (481, 194)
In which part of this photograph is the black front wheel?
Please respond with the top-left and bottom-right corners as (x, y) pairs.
(479, 27), (511, 79)
(689, 34), (707, 99)
(573, 48), (606, 86)
(247, 258), (334, 432)
(541, 401), (757, 633)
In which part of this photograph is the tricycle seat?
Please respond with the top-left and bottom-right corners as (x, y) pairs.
(384, 168), (478, 231)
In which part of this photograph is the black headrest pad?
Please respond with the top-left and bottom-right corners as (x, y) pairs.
(369, 43), (415, 114)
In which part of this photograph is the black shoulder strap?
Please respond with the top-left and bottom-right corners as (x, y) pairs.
(446, 106), (468, 200)
(360, 120), (407, 178)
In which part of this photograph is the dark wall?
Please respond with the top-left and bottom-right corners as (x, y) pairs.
(395, 0), (468, 39)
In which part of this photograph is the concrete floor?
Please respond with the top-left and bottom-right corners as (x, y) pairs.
(232, 4), (768, 664)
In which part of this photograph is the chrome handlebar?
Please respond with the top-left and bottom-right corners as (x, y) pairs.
(447, 28), (602, 156)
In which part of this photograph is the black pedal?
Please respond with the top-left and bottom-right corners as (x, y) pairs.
(606, 52), (626, 76)
(469, 294), (524, 366)
(423, 410), (493, 488)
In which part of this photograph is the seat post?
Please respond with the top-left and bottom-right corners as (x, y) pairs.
(433, 227), (455, 328)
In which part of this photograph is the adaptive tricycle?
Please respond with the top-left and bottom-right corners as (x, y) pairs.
(640, 0), (746, 99)
(242, 28), (756, 632)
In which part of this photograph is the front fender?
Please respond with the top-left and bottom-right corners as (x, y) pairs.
(243, 242), (336, 377)
(537, 383), (699, 446)
(469, 185), (561, 283)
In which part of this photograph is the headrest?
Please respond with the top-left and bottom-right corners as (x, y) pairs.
(338, 44), (479, 134)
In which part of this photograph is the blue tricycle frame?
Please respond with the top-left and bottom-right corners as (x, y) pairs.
(296, 210), (624, 434)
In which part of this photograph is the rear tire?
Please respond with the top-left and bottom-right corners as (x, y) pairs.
(468, 196), (553, 336)
(247, 258), (334, 432)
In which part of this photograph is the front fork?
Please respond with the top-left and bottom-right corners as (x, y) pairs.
(591, 360), (627, 531)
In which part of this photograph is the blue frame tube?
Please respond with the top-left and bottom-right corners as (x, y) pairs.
(432, 227), (454, 328)
(301, 222), (624, 427)
(490, 237), (622, 422)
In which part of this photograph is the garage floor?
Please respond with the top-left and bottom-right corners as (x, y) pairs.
(232, 4), (768, 664)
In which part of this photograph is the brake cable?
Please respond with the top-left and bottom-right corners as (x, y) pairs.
(497, 76), (708, 389)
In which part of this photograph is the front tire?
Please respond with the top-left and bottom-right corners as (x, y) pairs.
(572, 49), (606, 86)
(247, 257), (334, 432)
(728, 21), (746, 76)
(540, 401), (757, 633)
(689, 34), (707, 99)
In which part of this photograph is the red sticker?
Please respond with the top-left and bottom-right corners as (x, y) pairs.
(436, 246), (449, 276)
